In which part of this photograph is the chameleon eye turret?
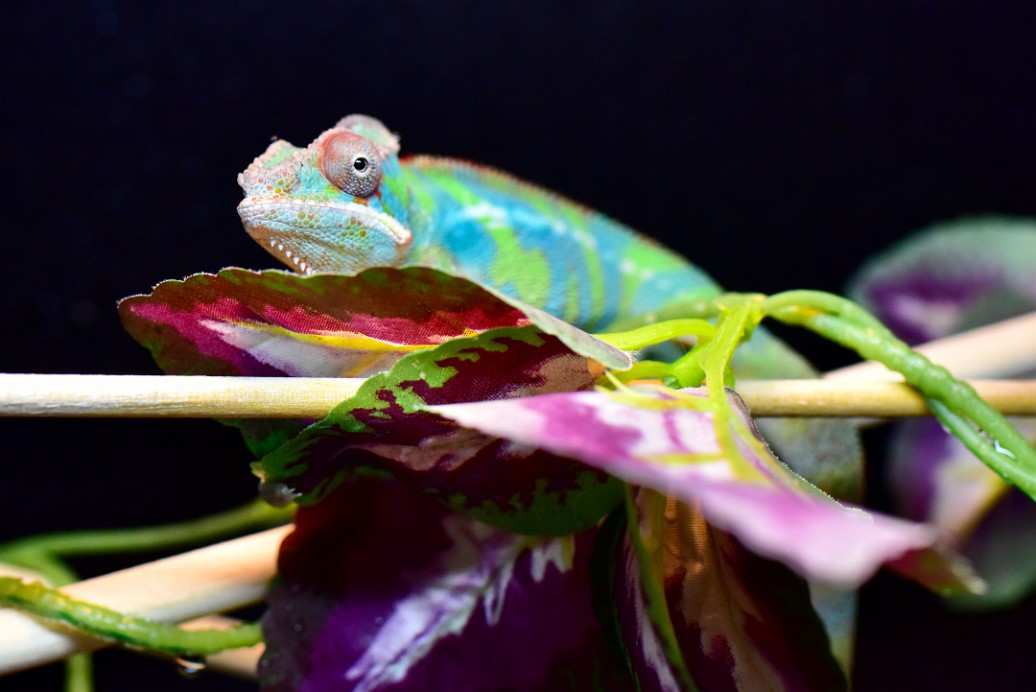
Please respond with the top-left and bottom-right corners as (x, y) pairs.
(318, 131), (383, 197)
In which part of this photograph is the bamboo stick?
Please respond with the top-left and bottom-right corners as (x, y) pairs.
(0, 374), (365, 418)
(735, 380), (1036, 417)
(1, 374), (1035, 418)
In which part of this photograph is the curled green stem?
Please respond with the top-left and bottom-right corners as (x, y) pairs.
(0, 497), (290, 689)
(0, 577), (261, 655)
(764, 290), (1036, 498)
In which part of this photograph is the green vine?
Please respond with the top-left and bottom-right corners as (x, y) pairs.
(594, 289), (1036, 500)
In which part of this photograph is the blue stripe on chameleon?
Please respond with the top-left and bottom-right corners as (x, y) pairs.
(406, 168), (594, 323)
(375, 158), (410, 220)
(434, 209), (500, 274)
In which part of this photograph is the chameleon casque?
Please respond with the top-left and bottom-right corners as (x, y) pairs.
(237, 114), (861, 497)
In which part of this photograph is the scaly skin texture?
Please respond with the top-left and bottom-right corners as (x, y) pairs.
(237, 115), (862, 500)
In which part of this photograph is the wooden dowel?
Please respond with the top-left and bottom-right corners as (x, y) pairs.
(736, 380), (1036, 417)
(1, 374), (1035, 418)
(0, 526), (288, 675)
(0, 374), (364, 418)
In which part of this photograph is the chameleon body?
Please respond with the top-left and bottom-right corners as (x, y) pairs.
(237, 115), (861, 498)
(237, 115), (720, 333)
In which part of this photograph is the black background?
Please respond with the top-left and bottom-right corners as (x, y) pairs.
(2, 2), (1036, 689)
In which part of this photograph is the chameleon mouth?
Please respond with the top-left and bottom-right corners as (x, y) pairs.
(259, 234), (316, 274)
(237, 197), (412, 274)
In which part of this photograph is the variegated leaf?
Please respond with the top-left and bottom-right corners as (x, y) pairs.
(119, 266), (629, 457)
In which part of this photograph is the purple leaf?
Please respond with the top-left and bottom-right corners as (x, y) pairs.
(888, 418), (1036, 608)
(848, 217), (1036, 345)
(660, 499), (847, 690)
(261, 477), (630, 691)
(596, 489), (847, 691)
(431, 385), (981, 592)
(608, 490), (693, 691)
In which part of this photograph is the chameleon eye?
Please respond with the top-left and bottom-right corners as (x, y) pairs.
(319, 131), (383, 197)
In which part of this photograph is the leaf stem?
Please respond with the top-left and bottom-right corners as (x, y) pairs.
(595, 318), (716, 351)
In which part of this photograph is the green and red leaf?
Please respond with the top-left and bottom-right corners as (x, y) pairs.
(255, 327), (624, 535)
(118, 266), (629, 378)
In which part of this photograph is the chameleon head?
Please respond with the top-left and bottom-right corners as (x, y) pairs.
(237, 115), (412, 274)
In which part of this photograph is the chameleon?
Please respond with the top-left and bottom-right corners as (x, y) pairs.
(237, 114), (861, 498)
(237, 115), (718, 334)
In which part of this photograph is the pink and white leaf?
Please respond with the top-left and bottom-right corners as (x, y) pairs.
(431, 385), (981, 592)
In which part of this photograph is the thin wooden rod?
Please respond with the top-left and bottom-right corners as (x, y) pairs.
(735, 380), (1036, 417)
(0, 374), (364, 418)
(0, 526), (288, 675)
(1, 374), (1034, 418)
